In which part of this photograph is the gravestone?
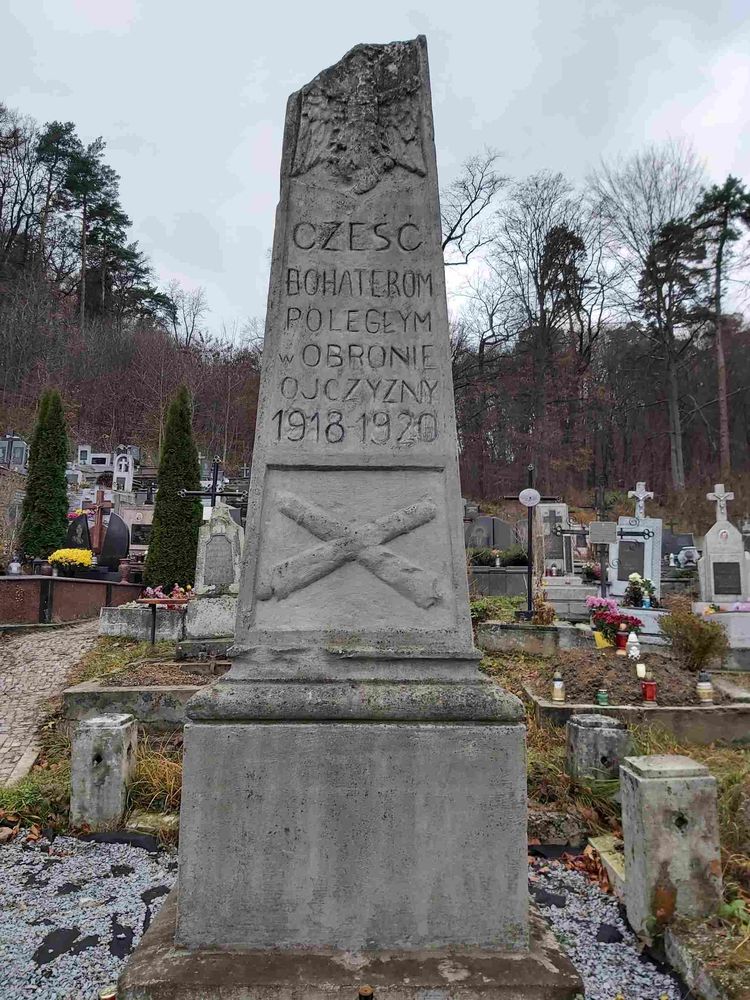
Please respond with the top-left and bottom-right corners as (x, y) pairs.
(538, 501), (571, 573)
(662, 530), (695, 559)
(608, 481), (662, 599)
(98, 512), (129, 570)
(464, 512), (515, 551)
(113, 450), (135, 492)
(66, 514), (91, 550)
(121, 35), (579, 1000)
(184, 502), (243, 646)
(698, 485), (750, 602)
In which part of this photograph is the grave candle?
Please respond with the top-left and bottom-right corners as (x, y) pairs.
(635, 661), (646, 679)
(696, 671), (714, 704)
(551, 668), (565, 703)
(641, 679), (657, 703)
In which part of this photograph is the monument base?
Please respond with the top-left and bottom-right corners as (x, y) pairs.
(119, 890), (583, 1000)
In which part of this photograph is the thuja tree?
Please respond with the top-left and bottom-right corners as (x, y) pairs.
(20, 389), (70, 558)
(144, 385), (203, 589)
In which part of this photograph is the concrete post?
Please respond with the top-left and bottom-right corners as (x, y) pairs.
(621, 755), (722, 940)
(566, 714), (632, 780)
(70, 714), (138, 829)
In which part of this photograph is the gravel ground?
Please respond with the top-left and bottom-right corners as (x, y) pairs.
(0, 835), (688, 1000)
(0, 832), (176, 1000)
(530, 856), (687, 999)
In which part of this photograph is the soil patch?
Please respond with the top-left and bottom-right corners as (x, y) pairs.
(528, 648), (731, 706)
(101, 663), (212, 687)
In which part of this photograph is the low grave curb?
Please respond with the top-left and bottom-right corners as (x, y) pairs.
(63, 679), (201, 732)
(478, 620), (593, 655)
(524, 684), (750, 746)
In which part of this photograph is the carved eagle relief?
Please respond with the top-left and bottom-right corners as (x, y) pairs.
(291, 42), (427, 195)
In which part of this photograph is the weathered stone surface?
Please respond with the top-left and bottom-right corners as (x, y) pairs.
(64, 680), (200, 732)
(98, 604), (186, 641)
(70, 713), (137, 829)
(566, 713), (632, 780)
(178, 722), (528, 951)
(184, 594), (236, 638)
(151, 35), (535, 984)
(621, 754), (723, 940)
(193, 503), (243, 597)
(121, 892), (582, 1000)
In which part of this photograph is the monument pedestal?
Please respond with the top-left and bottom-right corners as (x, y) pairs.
(120, 891), (581, 1000)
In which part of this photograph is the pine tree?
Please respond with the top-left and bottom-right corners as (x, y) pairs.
(20, 389), (70, 558)
(144, 385), (202, 589)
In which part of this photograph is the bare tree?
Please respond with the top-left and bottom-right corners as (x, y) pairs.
(441, 149), (506, 266)
(166, 280), (209, 347)
(590, 141), (705, 489)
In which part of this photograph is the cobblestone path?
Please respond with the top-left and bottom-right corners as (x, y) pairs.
(0, 620), (98, 785)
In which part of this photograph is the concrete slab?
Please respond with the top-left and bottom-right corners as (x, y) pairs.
(119, 889), (583, 1000)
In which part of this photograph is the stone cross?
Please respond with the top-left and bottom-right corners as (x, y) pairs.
(628, 481), (653, 519)
(707, 483), (734, 522)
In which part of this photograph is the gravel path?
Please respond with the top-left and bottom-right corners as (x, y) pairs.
(0, 835), (689, 1000)
(0, 833), (176, 1000)
(0, 621), (98, 785)
(530, 856), (687, 999)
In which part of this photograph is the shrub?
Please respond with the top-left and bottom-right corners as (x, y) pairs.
(19, 389), (70, 559)
(498, 544), (528, 567)
(532, 589), (556, 625)
(469, 596), (523, 625)
(468, 546), (496, 567)
(660, 596), (729, 672)
(144, 386), (203, 589)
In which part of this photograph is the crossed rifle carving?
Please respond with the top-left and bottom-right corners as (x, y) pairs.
(256, 492), (440, 609)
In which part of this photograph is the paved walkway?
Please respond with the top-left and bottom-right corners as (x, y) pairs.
(0, 620), (98, 785)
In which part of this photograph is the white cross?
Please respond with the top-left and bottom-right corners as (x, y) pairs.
(707, 483), (734, 522)
(256, 492), (440, 608)
(628, 481), (653, 518)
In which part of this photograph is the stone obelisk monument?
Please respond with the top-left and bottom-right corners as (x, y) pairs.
(121, 36), (580, 999)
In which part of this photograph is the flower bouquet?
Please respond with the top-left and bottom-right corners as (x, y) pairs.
(142, 584), (193, 609)
(48, 548), (94, 575)
(591, 608), (643, 646)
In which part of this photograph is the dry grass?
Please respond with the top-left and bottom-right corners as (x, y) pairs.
(67, 637), (177, 686)
(127, 734), (183, 814)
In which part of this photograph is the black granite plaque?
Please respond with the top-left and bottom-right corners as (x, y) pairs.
(66, 514), (91, 550)
(713, 561), (742, 595)
(617, 540), (644, 581)
(99, 512), (130, 569)
(203, 534), (234, 589)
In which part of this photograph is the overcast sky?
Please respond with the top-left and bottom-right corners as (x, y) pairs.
(3, 0), (749, 333)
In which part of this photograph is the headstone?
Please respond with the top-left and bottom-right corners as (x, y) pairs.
(492, 517), (515, 552)
(66, 514), (91, 550)
(185, 503), (244, 644)
(465, 513), (494, 548)
(741, 514), (750, 554)
(621, 755), (722, 941)
(608, 481), (662, 598)
(193, 503), (242, 597)
(113, 450), (135, 492)
(698, 484), (749, 602)
(122, 37), (578, 1000)
(538, 502), (570, 573)
(98, 512), (130, 570)
(661, 530), (695, 559)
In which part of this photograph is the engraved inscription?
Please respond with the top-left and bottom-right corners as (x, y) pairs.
(257, 492), (440, 607)
(203, 535), (234, 589)
(713, 561), (742, 595)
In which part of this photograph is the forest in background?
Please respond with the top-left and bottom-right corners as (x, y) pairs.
(1, 103), (749, 524)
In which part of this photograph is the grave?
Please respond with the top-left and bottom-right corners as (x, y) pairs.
(182, 502), (243, 656)
(464, 508), (515, 551)
(608, 481), (662, 599)
(538, 501), (573, 575)
(120, 35), (578, 1000)
(698, 484), (750, 603)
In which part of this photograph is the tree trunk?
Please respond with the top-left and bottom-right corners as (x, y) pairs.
(80, 199), (87, 334)
(715, 222), (731, 479)
(666, 355), (686, 491)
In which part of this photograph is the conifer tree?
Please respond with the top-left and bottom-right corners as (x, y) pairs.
(20, 389), (70, 558)
(144, 385), (202, 589)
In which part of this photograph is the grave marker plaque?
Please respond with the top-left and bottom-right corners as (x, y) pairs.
(203, 535), (234, 589)
(162, 38), (542, 998)
(713, 561), (742, 596)
(617, 540), (645, 582)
